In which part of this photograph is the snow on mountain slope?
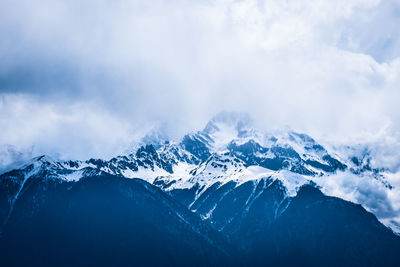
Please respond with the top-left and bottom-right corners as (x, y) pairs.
(0, 112), (399, 233)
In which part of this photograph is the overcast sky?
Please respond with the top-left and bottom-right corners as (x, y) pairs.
(1, 0), (400, 161)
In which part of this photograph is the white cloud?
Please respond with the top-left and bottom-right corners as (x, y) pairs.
(316, 170), (400, 232)
(0, 0), (399, 160)
(0, 94), (144, 160)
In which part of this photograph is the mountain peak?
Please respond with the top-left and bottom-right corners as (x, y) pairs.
(199, 112), (255, 151)
(203, 111), (252, 135)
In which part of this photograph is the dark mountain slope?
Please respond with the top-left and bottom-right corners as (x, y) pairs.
(249, 185), (400, 266)
(163, 178), (400, 266)
(0, 174), (236, 266)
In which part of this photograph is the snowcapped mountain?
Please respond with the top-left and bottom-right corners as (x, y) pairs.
(1, 112), (397, 229)
(1, 112), (400, 266)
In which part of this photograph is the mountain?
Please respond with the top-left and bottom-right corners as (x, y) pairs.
(1, 112), (399, 266)
(0, 173), (235, 266)
(250, 185), (400, 266)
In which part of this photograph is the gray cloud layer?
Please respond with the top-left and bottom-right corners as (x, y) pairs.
(0, 0), (400, 161)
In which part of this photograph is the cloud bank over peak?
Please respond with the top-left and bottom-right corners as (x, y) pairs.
(0, 0), (399, 161)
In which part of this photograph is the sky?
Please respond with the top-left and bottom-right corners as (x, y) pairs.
(0, 0), (400, 163)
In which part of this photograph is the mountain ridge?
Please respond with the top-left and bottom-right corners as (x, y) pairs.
(1, 113), (400, 265)
(0, 112), (397, 233)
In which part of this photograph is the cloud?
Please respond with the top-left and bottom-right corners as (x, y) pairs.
(1, 0), (400, 232)
(0, 94), (142, 161)
(316, 169), (400, 232)
(0, 0), (399, 160)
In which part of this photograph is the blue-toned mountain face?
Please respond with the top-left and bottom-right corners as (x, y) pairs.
(0, 174), (235, 266)
(1, 113), (399, 266)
